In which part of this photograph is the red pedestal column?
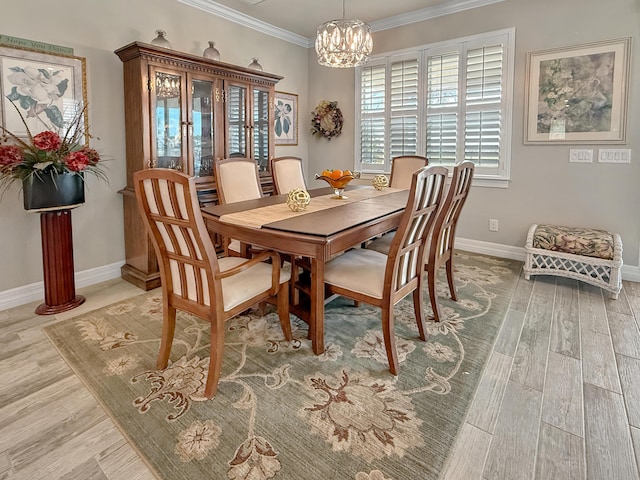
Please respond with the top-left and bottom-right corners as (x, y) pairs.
(35, 209), (85, 315)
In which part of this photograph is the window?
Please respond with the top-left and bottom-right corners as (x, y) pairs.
(356, 28), (514, 187)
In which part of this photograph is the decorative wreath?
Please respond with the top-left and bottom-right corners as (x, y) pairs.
(310, 100), (343, 140)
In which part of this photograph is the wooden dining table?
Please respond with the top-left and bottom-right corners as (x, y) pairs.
(201, 186), (409, 355)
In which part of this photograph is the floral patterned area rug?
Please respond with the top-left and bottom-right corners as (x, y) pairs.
(44, 252), (522, 480)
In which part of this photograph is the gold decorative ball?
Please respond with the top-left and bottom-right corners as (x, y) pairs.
(372, 174), (389, 190)
(286, 188), (311, 212)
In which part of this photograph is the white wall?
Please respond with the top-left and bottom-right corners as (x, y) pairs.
(307, 0), (639, 268)
(0, 0), (309, 293)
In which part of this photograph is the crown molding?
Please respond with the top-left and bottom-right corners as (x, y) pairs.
(178, 0), (505, 48)
(369, 0), (506, 32)
(177, 0), (310, 47)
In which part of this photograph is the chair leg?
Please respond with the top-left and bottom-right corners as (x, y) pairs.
(413, 286), (427, 341)
(427, 262), (444, 323)
(445, 257), (457, 301)
(381, 307), (399, 375)
(277, 281), (292, 341)
(156, 304), (176, 370)
(204, 317), (226, 399)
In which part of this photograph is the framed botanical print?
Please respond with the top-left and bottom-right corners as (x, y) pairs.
(0, 44), (87, 139)
(274, 91), (298, 146)
(524, 38), (630, 144)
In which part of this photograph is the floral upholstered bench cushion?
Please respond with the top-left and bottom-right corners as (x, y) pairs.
(532, 224), (615, 260)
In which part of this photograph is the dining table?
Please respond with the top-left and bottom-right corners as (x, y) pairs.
(201, 185), (409, 355)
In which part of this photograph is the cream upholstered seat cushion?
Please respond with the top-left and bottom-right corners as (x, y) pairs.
(324, 248), (387, 299)
(219, 257), (291, 311)
(273, 158), (306, 194)
(366, 232), (395, 255)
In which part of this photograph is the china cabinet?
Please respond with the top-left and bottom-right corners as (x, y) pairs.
(115, 42), (282, 289)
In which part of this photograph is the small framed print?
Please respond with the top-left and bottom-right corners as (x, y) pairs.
(274, 91), (297, 146)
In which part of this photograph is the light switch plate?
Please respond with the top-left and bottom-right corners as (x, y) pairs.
(569, 149), (593, 163)
(598, 149), (631, 163)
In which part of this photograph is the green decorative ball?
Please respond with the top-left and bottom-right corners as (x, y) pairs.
(372, 174), (389, 190)
(286, 188), (311, 212)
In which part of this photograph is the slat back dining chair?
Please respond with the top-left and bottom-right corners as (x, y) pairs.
(364, 155), (431, 252)
(270, 156), (307, 194)
(323, 166), (447, 374)
(427, 161), (475, 322)
(389, 155), (429, 189)
(134, 168), (292, 398)
(214, 157), (264, 256)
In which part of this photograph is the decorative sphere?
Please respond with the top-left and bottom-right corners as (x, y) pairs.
(372, 174), (389, 190)
(286, 188), (311, 212)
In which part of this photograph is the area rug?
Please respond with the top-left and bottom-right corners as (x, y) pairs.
(44, 252), (521, 480)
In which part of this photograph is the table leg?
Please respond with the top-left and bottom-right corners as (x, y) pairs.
(35, 209), (85, 315)
(310, 257), (325, 354)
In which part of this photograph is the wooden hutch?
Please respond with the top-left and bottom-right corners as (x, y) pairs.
(115, 42), (282, 290)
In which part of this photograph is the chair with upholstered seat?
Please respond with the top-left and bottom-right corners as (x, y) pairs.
(389, 155), (429, 189)
(323, 166), (447, 374)
(134, 168), (292, 398)
(214, 157), (264, 256)
(364, 155), (430, 253)
(426, 161), (474, 322)
(270, 156), (307, 195)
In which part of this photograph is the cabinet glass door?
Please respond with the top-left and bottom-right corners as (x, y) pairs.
(226, 84), (247, 158)
(252, 87), (270, 172)
(153, 71), (184, 170)
(191, 78), (215, 178)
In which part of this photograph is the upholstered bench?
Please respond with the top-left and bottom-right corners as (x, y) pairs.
(524, 224), (623, 299)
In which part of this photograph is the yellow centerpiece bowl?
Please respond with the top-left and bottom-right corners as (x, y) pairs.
(315, 171), (361, 199)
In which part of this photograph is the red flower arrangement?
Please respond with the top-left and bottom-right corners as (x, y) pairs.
(0, 100), (107, 194)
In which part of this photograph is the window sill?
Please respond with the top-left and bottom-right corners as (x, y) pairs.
(358, 172), (510, 189)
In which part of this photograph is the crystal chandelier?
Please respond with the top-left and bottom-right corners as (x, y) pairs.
(155, 73), (181, 99)
(315, 0), (373, 68)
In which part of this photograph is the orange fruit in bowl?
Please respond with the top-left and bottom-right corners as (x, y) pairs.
(321, 169), (332, 177)
(330, 169), (343, 179)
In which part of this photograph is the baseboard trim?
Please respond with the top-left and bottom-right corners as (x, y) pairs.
(457, 237), (640, 283)
(0, 261), (124, 311)
(2, 239), (639, 311)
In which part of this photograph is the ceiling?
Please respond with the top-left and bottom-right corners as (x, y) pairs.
(179, 0), (503, 46)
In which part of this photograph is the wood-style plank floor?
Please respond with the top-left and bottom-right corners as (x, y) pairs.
(2, 267), (640, 479)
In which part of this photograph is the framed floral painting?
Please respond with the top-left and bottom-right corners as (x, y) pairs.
(274, 91), (297, 145)
(0, 45), (87, 139)
(524, 37), (630, 144)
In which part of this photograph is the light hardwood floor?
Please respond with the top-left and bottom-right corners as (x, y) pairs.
(2, 267), (640, 479)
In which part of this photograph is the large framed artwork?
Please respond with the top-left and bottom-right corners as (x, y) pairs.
(274, 91), (298, 145)
(524, 38), (631, 144)
(0, 45), (87, 139)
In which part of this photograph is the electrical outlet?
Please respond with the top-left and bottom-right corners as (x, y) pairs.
(489, 219), (499, 232)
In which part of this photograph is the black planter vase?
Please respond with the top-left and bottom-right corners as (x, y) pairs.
(23, 172), (85, 210)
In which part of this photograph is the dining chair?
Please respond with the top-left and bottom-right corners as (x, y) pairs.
(270, 156), (307, 194)
(133, 168), (292, 398)
(214, 157), (264, 256)
(323, 165), (447, 374)
(389, 155), (429, 189)
(427, 161), (475, 322)
(363, 155), (431, 252)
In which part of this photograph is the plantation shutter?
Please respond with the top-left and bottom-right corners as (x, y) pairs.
(390, 59), (419, 158)
(464, 45), (503, 171)
(356, 29), (513, 183)
(426, 52), (459, 166)
(360, 64), (386, 167)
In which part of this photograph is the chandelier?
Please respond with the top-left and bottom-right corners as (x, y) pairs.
(315, 0), (373, 68)
(155, 72), (181, 99)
